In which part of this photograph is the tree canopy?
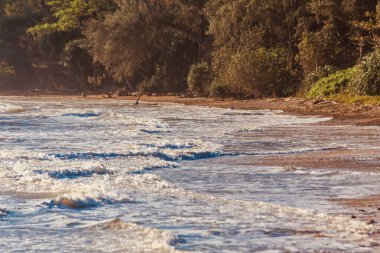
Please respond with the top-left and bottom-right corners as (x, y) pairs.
(1, 0), (380, 97)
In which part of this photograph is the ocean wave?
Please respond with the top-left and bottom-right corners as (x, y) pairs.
(50, 149), (224, 162)
(99, 112), (167, 126)
(62, 113), (101, 118)
(0, 208), (10, 217)
(0, 149), (49, 160)
(46, 193), (132, 209)
(180, 192), (376, 242)
(140, 141), (196, 150)
(88, 219), (186, 251)
(140, 129), (171, 134)
(0, 103), (25, 113)
(129, 162), (179, 175)
(34, 164), (110, 179)
(236, 145), (345, 156)
(0, 158), (179, 195)
(51, 152), (128, 160)
(0, 219), (188, 252)
(236, 198), (375, 240)
(160, 143), (196, 149)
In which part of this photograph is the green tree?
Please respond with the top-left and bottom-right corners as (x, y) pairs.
(28, 0), (115, 34)
(207, 0), (305, 96)
(0, 0), (42, 75)
(220, 48), (293, 98)
(298, 30), (342, 77)
(26, 0), (116, 87)
(84, 0), (205, 92)
(349, 49), (380, 95)
(349, 11), (377, 59)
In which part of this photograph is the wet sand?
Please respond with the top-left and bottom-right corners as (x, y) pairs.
(237, 149), (380, 172)
(243, 148), (380, 229)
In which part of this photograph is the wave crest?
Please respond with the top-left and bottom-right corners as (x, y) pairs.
(47, 194), (132, 209)
(0, 103), (25, 113)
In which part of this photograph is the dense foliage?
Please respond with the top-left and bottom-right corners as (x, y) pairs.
(300, 65), (337, 96)
(307, 68), (356, 99)
(349, 49), (380, 95)
(1, 0), (380, 97)
(187, 62), (212, 96)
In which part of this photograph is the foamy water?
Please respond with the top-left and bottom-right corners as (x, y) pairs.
(0, 97), (379, 252)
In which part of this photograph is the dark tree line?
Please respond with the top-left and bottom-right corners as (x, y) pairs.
(1, 0), (380, 97)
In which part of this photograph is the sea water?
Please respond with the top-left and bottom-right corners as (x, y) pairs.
(0, 97), (379, 252)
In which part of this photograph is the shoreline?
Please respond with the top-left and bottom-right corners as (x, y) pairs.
(122, 95), (380, 127)
(1, 92), (380, 237)
(2, 92), (380, 126)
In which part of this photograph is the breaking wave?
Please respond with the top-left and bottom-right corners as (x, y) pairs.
(34, 164), (110, 179)
(50, 148), (224, 162)
(46, 193), (132, 209)
(0, 98), (377, 252)
(0, 103), (25, 113)
(0, 208), (10, 217)
(62, 113), (101, 118)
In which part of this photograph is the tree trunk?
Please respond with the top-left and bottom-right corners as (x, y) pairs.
(135, 92), (142, 105)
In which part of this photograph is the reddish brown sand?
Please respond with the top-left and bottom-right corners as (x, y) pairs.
(1, 92), (380, 238)
(119, 95), (380, 127)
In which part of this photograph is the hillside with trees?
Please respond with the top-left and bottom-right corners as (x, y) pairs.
(1, 0), (380, 99)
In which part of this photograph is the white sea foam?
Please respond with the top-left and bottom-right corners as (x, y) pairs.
(48, 193), (132, 209)
(0, 219), (187, 252)
(239, 144), (346, 156)
(0, 149), (48, 160)
(0, 103), (25, 113)
(0, 97), (379, 252)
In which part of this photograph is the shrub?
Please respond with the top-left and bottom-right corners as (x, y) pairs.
(220, 47), (294, 97)
(187, 62), (212, 96)
(209, 82), (229, 98)
(307, 68), (356, 99)
(298, 65), (337, 96)
(348, 50), (380, 96)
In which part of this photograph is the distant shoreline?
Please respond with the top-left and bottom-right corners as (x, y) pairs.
(1, 91), (379, 126)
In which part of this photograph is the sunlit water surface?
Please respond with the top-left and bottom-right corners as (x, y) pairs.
(0, 97), (380, 252)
